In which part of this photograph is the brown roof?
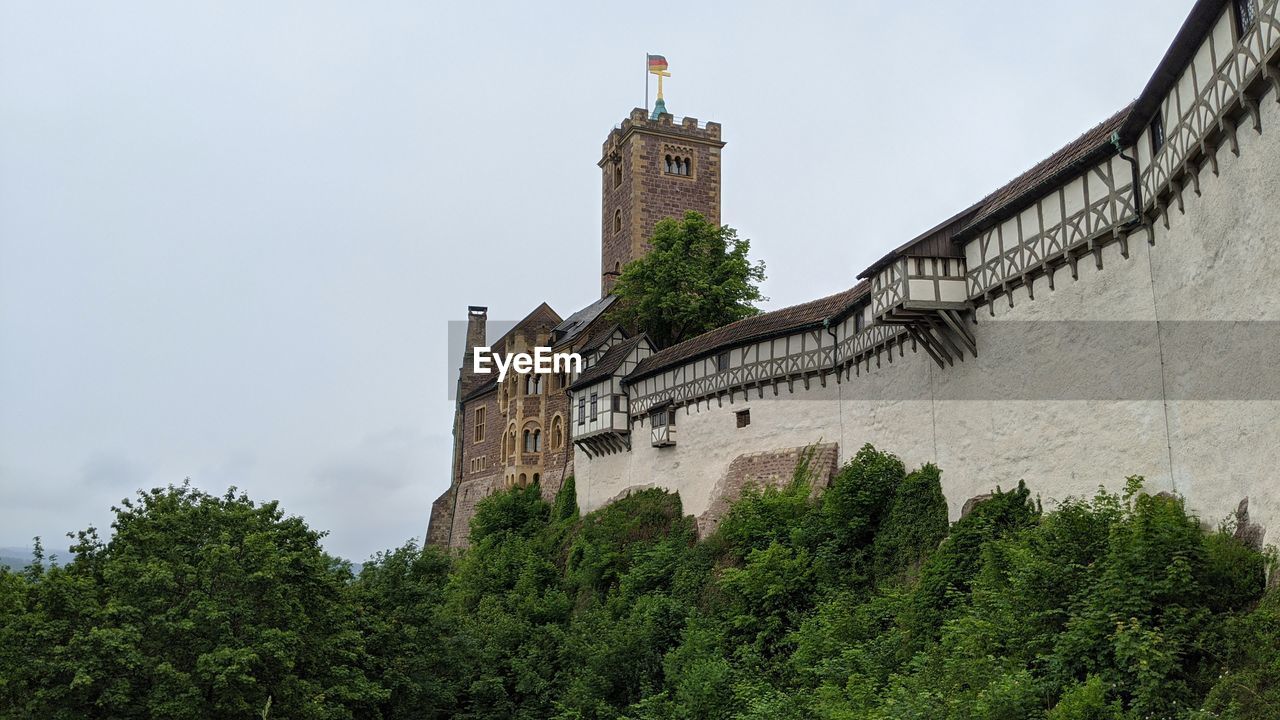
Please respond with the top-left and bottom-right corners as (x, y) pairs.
(460, 377), (497, 403)
(959, 104), (1132, 236)
(569, 335), (649, 390)
(1118, 0), (1225, 144)
(458, 302), (561, 404)
(551, 295), (616, 346)
(578, 323), (624, 355)
(627, 283), (867, 382)
(858, 203), (980, 279)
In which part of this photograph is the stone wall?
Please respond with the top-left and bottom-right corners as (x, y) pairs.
(696, 443), (840, 537)
(600, 109), (722, 295)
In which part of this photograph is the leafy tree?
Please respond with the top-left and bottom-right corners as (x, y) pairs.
(3, 450), (1276, 720)
(0, 482), (382, 720)
(609, 211), (766, 348)
(351, 541), (457, 719)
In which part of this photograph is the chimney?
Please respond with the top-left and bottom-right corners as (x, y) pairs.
(459, 306), (489, 396)
(465, 306), (487, 350)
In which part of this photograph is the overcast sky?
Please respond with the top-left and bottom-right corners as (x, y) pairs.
(0, 1), (1193, 561)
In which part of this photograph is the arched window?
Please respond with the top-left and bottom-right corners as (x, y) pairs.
(519, 472), (527, 486)
(533, 429), (542, 452)
(665, 154), (673, 173)
(525, 374), (541, 395)
(532, 473), (540, 485)
(551, 416), (563, 449)
(682, 156), (692, 176)
(614, 209), (622, 233)
(614, 164), (622, 188)
(523, 429), (532, 452)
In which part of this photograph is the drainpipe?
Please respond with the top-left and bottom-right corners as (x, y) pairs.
(1111, 131), (1145, 224)
(824, 317), (840, 372)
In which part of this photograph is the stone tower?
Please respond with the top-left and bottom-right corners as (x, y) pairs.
(598, 108), (724, 296)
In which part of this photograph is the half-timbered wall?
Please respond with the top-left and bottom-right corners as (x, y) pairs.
(964, 154), (1140, 303)
(572, 377), (628, 436)
(1137, 1), (1280, 213)
(575, 3), (1280, 541)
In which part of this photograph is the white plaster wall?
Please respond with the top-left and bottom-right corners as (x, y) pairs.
(1149, 87), (1280, 544)
(577, 382), (844, 517)
(576, 87), (1278, 544)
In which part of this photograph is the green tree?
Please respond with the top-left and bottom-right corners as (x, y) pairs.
(609, 211), (766, 348)
(0, 482), (382, 720)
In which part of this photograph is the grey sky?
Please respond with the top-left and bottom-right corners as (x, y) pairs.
(0, 1), (1190, 561)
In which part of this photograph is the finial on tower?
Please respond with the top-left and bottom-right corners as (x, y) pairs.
(647, 54), (670, 119)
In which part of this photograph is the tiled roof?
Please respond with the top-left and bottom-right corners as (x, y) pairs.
(578, 323), (624, 355)
(460, 377), (497, 403)
(551, 295), (615, 346)
(959, 104), (1132, 235)
(1118, 0), (1224, 144)
(569, 335), (648, 390)
(458, 302), (561, 405)
(858, 203), (980, 279)
(627, 283), (867, 382)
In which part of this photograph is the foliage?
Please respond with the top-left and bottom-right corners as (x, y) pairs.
(2, 452), (1276, 720)
(0, 482), (381, 720)
(609, 211), (766, 348)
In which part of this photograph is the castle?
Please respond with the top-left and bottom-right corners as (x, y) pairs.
(430, 0), (1280, 549)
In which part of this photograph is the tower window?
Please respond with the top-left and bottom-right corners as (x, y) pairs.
(1150, 113), (1165, 154)
(614, 209), (622, 233)
(1234, 0), (1258, 36)
(663, 153), (694, 177)
(474, 407), (485, 442)
(613, 163), (623, 189)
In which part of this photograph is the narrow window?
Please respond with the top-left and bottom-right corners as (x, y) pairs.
(523, 429), (532, 452)
(551, 416), (563, 449)
(1150, 113), (1165, 154)
(683, 156), (692, 176)
(665, 154), (674, 173)
(736, 409), (751, 428)
(716, 351), (730, 372)
(1234, 0), (1258, 37)
(474, 407), (485, 442)
(578, 397), (585, 425)
(590, 393), (598, 421)
(532, 472), (540, 485)
(612, 395), (622, 412)
(614, 209), (622, 233)
(613, 163), (622, 188)
(533, 430), (542, 452)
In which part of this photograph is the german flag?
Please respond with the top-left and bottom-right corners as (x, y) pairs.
(647, 54), (668, 72)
